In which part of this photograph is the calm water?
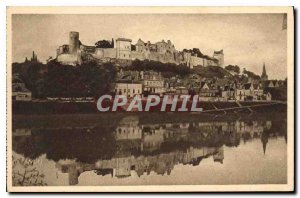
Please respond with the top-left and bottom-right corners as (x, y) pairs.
(12, 113), (287, 186)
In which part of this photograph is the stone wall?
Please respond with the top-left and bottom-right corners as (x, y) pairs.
(131, 51), (146, 60)
(94, 48), (117, 59)
(57, 54), (80, 66)
(56, 32), (223, 67)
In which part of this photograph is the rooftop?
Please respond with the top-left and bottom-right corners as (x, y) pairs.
(116, 38), (132, 42)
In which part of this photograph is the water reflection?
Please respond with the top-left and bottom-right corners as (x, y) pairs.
(12, 114), (287, 186)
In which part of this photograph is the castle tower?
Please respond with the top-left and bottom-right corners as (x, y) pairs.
(213, 49), (224, 67)
(116, 38), (132, 60)
(69, 31), (80, 54)
(261, 63), (268, 81)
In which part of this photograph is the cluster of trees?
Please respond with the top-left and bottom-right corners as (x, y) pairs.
(242, 68), (261, 80)
(13, 61), (46, 97)
(126, 59), (191, 78)
(95, 39), (114, 48)
(225, 65), (240, 74)
(225, 65), (261, 80)
(265, 87), (287, 101)
(193, 66), (230, 79)
(12, 60), (116, 98)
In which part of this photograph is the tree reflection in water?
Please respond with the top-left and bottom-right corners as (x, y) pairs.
(12, 113), (287, 185)
(12, 155), (47, 186)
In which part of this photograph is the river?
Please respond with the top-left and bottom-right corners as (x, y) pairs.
(11, 113), (287, 186)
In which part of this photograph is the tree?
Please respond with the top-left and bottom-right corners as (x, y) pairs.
(193, 66), (229, 79)
(95, 40), (113, 48)
(111, 38), (114, 48)
(242, 69), (260, 80)
(12, 61), (45, 97)
(225, 65), (240, 74)
(127, 59), (191, 77)
(12, 156), (47, 186)
(12, 60), (117, 98)
(42, 61), (117, 97)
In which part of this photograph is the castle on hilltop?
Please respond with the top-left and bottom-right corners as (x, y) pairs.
(56, 31), (224, 68)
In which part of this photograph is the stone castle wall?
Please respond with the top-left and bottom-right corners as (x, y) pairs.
(57, 53), (80, 66)
(94, 48), (117, 59)
(56, 32), (223, 67)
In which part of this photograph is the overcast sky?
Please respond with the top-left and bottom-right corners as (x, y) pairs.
(12, 14), (287, 79)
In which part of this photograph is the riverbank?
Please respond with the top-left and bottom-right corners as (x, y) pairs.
(12, 111), (287, 129)
(12, 100), (287, 115)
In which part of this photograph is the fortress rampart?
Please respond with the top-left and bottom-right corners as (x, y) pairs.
(56, 32), (224, 68)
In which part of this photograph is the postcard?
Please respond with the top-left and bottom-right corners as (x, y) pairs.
(6, 6), (294, 192)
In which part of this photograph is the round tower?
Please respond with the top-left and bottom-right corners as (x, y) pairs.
(69, 31), (79, 54)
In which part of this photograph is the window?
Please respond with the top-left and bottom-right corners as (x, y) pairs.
(133, 89), (135, 94)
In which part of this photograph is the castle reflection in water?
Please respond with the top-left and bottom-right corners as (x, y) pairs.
(12, 115), (286, 185)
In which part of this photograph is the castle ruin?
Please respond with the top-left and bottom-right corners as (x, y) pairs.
(56, 31), (224, 68)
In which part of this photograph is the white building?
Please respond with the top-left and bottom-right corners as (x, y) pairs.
(116, 38), (132, 60)
(235, 83), (267, 101)
(142, 71), (165, 94)
(143, 79), (165, 94)
(114, 82), (142, 97)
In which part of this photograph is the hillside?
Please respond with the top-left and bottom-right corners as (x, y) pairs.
(126, 59), (233, 79)
(193, 65), (232, 79)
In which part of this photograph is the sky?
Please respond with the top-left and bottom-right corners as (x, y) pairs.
(12, 14), (287, 79)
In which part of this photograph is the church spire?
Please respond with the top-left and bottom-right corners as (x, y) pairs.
(262, 63), (266, 74)
(261, 62), (268, 81)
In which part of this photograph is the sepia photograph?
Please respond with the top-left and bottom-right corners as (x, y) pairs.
(6, 6), (294, 192)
